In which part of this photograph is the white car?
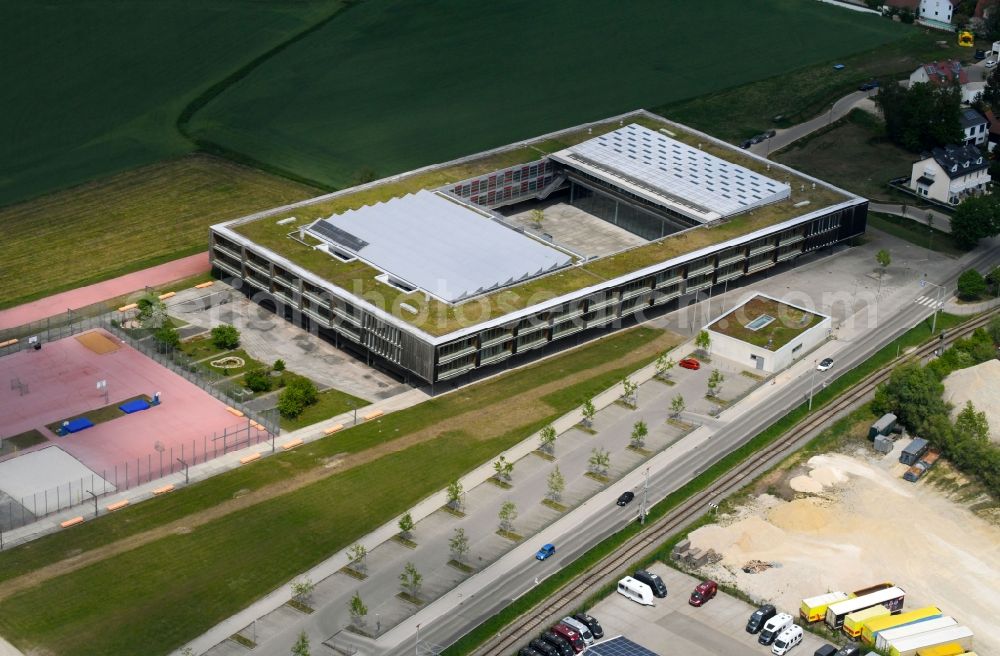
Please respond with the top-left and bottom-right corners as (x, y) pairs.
(816, 358), (834, 372)
(986, 59), (998, 69)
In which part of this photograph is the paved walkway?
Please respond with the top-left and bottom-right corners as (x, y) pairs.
(0, 252), (210, 328)
(870, 202), (953, 234)
(749, 89), (874, 157)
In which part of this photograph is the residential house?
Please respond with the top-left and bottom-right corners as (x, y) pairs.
(982, 108), (1000, 151)
(909, 60), (969, 88)
(960, 107), (988, 145)
(909, 143), (991, 204)
(918, 0), (958, 22)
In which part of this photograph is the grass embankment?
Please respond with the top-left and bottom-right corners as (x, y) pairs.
(659, 30), (960, 142)
(0, 326), (679, 656)
(279, 388), (370, 432)
(190, 0), (908, 190)
(444, 311), (966, 656)
(0, 430), (48, 457)
(0, 0), (339, 208)
(868, 214), (964, 257)
(0, 155), (317, 311)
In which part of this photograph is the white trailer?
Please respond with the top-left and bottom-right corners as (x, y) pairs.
(887, 625), (973, 656)
(616, 576), (654, 606)
(875, 617), (957, 651)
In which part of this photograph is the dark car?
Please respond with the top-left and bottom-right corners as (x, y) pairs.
(529, 639), (559, 656)
(750, 134), (767, 145)
(976, 49), (987, 60)
(833, 644), (861, 656)
(519, 648), (543, 656)
(740, 139), (753, 149)
(541, 632), (573, 656)
(617, 491), (635, 506)
(746, 604), (777, 634)
(633, 569), (667, 598)
(858, 80), (879, 91)
(764, 130), (776, 138)
(572, 613), (604, 640)
(688, 580), (717, 606)
(814, 646), (838, 656)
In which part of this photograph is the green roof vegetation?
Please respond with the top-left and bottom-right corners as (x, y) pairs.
(708, 295), (823, 349)
(230, 114), (851, 337)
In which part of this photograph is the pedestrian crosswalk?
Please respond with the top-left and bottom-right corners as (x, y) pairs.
(914, 295), (943, 308)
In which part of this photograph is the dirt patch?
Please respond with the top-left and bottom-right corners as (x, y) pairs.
(0, 329), (681, 602)
(74, 330), (120, 355)
(687, 452), (1000, 653)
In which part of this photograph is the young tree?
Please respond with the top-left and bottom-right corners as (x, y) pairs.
(629, 420), (648, 449)
(695, 330), (712, 357)
(707, 369), (725, 397)
(957, 269), (987, 300)
(137, 295), (167, 328)
(530, 208), (545, 229)
(498, 500), (518, 533)
(277, 377), (319, 419)
(153, 324), (180, 353)
(449, 527), (470, 563)
(346, 543), (368, 573)
(210, 323), (241, 349)
(581, 399), (596, 428)
(655, 352), (676, 380)
(493, 455), (514, 482)
(546, 466), (566, 502)
(398, 512), (415, 540)
(348, 593), (368, 628)
(446, 480), (463, 509)
(399, 561), (423, 599)
(588, 448), (611, 476)
(291, 631), (311, 656)
(620, 376), (638, 406)
(538, 425), (557, 453)
(291, 578), (315, 605)
(875, 249), (891, 277)
(955, 401), (990, 444)
(670, 394), (686, 418)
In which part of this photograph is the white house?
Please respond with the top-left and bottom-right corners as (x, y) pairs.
(909, 60), (968, 88)
(919, 0), (958, 23)
(909, 143), (991, 204)
(959, 107), (988, 146)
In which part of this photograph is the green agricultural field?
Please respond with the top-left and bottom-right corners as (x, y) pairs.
(0, 0), (340, 208)
(189, 0), (911, 190)
(0, 325), (679, 655)
(0, 155), (316, 310)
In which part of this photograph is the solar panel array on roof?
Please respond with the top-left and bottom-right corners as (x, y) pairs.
(305, 190), (572, 304)
(551, 124), (790, 222)
(587, 636), (662, 656)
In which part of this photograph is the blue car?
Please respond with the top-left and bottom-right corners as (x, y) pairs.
(536, 543), (555, 560)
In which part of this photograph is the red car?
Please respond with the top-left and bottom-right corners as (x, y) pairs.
(688, 580), (717, 606)
(679, 357), (701, 371)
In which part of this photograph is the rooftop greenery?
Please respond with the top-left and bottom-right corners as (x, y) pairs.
(229, 113), (850, 337)
(708, 294), (824, 349)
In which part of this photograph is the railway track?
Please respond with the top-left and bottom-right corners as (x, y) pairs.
(473, 309), (998, 656)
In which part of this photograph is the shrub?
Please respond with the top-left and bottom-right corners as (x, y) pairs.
(273, 359), (286, 372)
(277, 377), (319, 418)
(210, 324), (241, 349)
(153, 324), (180, 352)
(244, 368), (273, 393)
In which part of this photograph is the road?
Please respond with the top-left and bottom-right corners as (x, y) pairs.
(748, 89), (875, 157)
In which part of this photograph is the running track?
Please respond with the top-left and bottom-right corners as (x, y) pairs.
(0, 252), (210, 328)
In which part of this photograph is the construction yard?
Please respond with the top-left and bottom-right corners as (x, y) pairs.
(684, 448), (1000, 653)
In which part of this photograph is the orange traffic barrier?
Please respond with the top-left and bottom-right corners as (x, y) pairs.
(60, 516), (85, 528)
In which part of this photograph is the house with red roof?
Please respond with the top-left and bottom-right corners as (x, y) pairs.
(909, 60), (970, 88)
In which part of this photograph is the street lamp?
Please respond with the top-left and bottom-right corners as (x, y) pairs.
(808, 360), (818, 412)
(921, 277), (946, 336)
(176, 458), (189, 484)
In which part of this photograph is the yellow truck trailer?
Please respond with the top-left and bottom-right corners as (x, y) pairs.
(843, 605), (890, 638)
(862, 606), (942, 645)
(800, 591), (849, 623)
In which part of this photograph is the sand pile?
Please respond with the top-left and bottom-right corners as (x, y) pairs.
(788, 475), (823, 493)
(788, 456), (850, 494)
(943, 359), (1000, 443)
(767, 498), (834, 532)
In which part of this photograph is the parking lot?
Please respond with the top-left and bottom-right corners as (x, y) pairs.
(588, 565), (830, 656)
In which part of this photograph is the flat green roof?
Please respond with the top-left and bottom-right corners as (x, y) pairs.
(225, 112), (853, 337)
(708, 294), (823, 350)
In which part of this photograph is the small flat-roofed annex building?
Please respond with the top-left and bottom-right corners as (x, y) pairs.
(210, 110), (867, 384)
(706, 293), (831, 373)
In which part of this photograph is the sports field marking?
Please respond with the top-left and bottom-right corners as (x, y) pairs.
(75, 332), (120, 355)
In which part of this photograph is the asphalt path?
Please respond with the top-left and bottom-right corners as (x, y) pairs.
(379, 239), (1000, 656)
(749, 89), (873, 157)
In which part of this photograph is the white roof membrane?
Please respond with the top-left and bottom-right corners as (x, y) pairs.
(551, 124), (790, 222)
(306, 190), (572, 303)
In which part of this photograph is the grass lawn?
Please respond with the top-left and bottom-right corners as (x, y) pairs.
(0, 430), (49, 457)
(0, 325), (680, 656)
(201, 349), (264, 378)
(772, 109), (917, 201)
(0, 1), (340, 209)
(0, 155), (317, 311)
(659, 30), (962, 142)
(280, 387), (370, 432)
(868, 213), (966, 257)
(189, 0), (910, 190)
(709, 295), (823, 349)
(44, 395), (152, 435)
(179, 334), (229, 362)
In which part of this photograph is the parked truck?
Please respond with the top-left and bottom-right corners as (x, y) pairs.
(876, 618), (958, 652)
(843, 605), (890, 639)
(800, 591), (849, 623)
(862, 606), (942, 645)
(825, 587), (905, 630)
(887, 625), (973, 656)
